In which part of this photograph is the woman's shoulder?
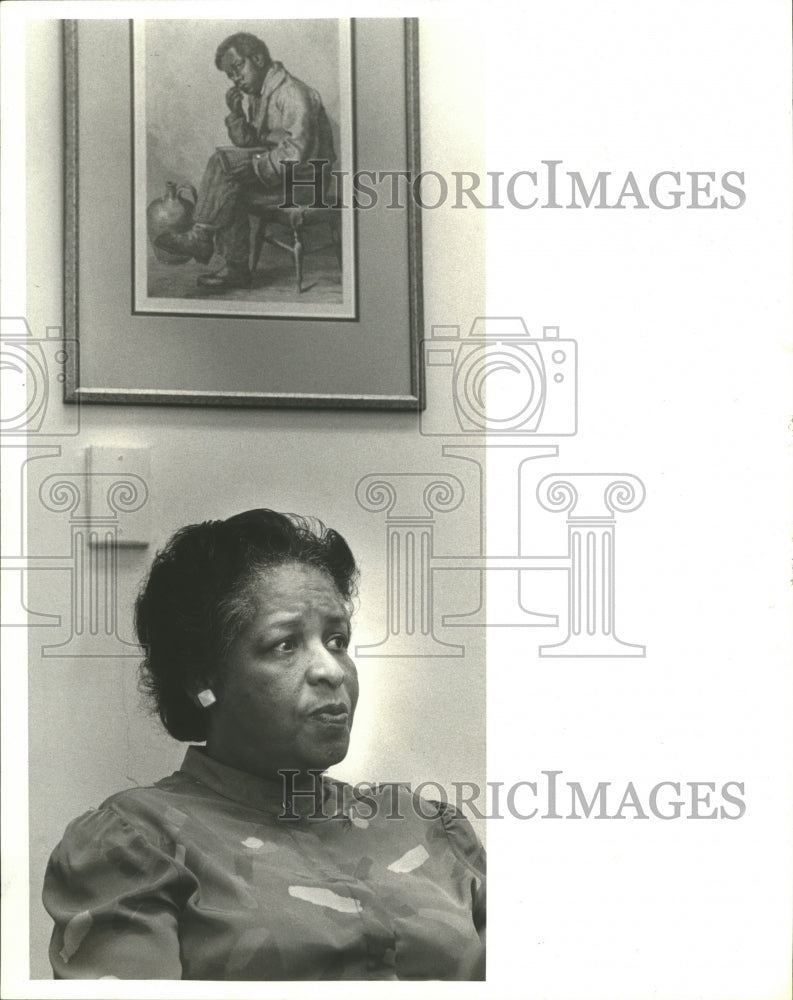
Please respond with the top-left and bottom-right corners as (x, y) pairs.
(327, 778), (486, 874)
(427, 799), (487, 876)
(54, 769), (200, 855)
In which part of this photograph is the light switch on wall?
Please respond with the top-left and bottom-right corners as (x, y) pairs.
(86, 446), (151, 547)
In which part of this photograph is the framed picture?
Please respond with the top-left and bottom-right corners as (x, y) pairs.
(63, 18), (423, 409)
(133, 20), (356, 321)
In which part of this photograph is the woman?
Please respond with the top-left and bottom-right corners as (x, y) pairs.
(43, 509), (486, 980)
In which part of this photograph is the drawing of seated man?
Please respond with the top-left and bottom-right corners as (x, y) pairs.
(156, 31), (336, 291)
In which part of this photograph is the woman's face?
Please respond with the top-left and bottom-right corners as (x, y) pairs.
(205, 562), (359, 781)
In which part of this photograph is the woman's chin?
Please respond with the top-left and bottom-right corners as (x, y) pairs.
(304, 734), (351, 771)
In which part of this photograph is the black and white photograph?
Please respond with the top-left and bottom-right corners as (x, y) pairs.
(1, 1), (792, 998)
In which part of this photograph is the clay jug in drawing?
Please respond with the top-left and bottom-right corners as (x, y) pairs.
(147, 181), (198, 264)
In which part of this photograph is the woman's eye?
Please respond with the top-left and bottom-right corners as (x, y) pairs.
(327, 634), (350, 652)
(274, 638), (296, 652)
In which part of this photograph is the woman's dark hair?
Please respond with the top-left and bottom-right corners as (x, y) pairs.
(135, 509), (358, 743)
(215, 33), (271, 71)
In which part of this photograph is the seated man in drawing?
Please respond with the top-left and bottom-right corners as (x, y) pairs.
(157, 32), (336, 291)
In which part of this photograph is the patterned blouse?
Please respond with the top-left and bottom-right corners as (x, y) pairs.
(43, 747), (486, 980)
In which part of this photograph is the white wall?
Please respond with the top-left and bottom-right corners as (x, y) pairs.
(23, 17), (485, 979)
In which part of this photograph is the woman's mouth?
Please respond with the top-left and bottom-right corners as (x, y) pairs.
(309, 705), (349, 726)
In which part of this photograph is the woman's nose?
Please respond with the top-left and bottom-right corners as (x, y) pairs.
(305, 645), (346, 686)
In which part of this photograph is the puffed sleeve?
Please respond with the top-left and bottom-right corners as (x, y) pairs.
(43, 806), (196, 979)
(436, 802), (487, 933)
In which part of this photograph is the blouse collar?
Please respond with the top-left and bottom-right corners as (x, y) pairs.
(178, 746), (346, 820)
